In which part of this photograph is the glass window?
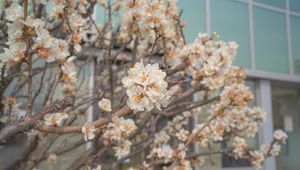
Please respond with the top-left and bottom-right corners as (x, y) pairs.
(177, 0), (206, 43)
(95, 2), (121, 31)
(290, 0), (300, 13)
(211, 0), (251, 68)
(272, 83), (300, 170)
(0, 1), (3, 15)
(254, 7), (289, 73)
(254, 0), (285, 9)
(290, 16), (300, 75)
(96, 4), (106, 24)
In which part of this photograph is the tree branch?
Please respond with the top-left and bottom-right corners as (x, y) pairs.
(0, 97), (73, 146)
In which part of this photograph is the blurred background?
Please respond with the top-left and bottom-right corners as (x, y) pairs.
(0, 0), (300, 170)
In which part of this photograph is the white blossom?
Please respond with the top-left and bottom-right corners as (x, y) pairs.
(82, 122), (96, 141)
(47, 153), (57, 165)
(103, 116), (137, 144)
(5, 3), (23, 22)
(173, 160), (192, 170)
(175, 129), (189, 142)
(113, 140), (132, 159)
(154, 131), (170, 145)
(44, 112), (68, 126)
(98, 98), (112, 112)
(232, 137), (248, 158)
(250, 151), (265, 168)
(149, 144), (174, 163)
(273, 130), (288, 143)
(270, 143), (281, 156)
(92, 165), (102, 170)
(122, 61), (170, 112)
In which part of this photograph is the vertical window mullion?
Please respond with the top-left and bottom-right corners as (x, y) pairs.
(257, 80), (276, 170)
(286, 0), (294, 75)
(248, 0), (256, 70)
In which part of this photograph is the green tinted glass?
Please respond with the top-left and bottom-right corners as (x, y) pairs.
(96, 4), (106, 24)
(254, 7), (289, 73)
(290, 0), (300, 13)
(0, 1), (3, 15)
(211, 0), (251, 68)
(291, 16), (300, 75)
(254, 0), (285, 9)
(177, 0), (206, 43)
(272, 84), (300, 170)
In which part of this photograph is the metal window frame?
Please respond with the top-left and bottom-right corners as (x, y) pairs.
(256, 80), (276, 170)
(235, 0), (300, 77)
(204, 1), (300, 170)
(248, 0), (256, 70)
(86, 6), (98, 149)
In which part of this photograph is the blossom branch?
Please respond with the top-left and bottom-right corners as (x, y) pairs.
(0, 97), (73, 146)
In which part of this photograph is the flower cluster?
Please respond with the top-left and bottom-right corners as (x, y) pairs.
(147, 113), (192, 165)
(118, 0), (182, 55)
(5, 3), (23, 21)
(44, 112), (68, 126)
(167, 33), (241, 90)
(249, 151), (265, 168)
(269, 143), (281, 156)
(175, 129), (189, 142)
(122, 61), (170, 112)
(204, 84), (264, 140)
(98, 98), (112, 112)
(81, 122), (96, 141)
(232, 137), (248, 159)
(188, 84), (264, 145)
(0, 2), (89, 94)
(113, 139), (132, 160)
(260, 143), (281, 157)
(150, 144), (174, 163)
(103, 116), (137, 143)
(246, 132), (287, 168)
(273, 130), (288, 143)
(1, 3), (26, 64)
(0, 1), (289, 169)
(103, 116), (137, 159)
(219, 84), (254, 109)
(0, 97), (20, 123)
(173, 159), (192, 170)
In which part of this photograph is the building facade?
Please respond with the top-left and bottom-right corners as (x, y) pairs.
(177, 0), (300, 170)
(0, 0), (299, 170)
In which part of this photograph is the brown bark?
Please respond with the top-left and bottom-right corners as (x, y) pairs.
(0, 97), (73, 146)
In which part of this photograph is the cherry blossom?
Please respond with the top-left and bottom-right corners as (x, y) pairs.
(274, 130), (288, 143)
(44, 112), (68, 126)
(98, 98), (112, 112)
(122, 61), (170, 112)
(82, 122), (96, 141)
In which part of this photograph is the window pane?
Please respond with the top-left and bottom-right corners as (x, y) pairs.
(272, 84), (300, 170)
(290, 0), (300, 13)
(291, 16), (300, 75)
(0, 1), (3, 15)
(177, 0), (206, 43)
(95, 2), (120, 28)
(254, 0), (285, 9)
(211, 0), (251, 68)
(254, 7), (289, 73)
(96, 4), (106, 24)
